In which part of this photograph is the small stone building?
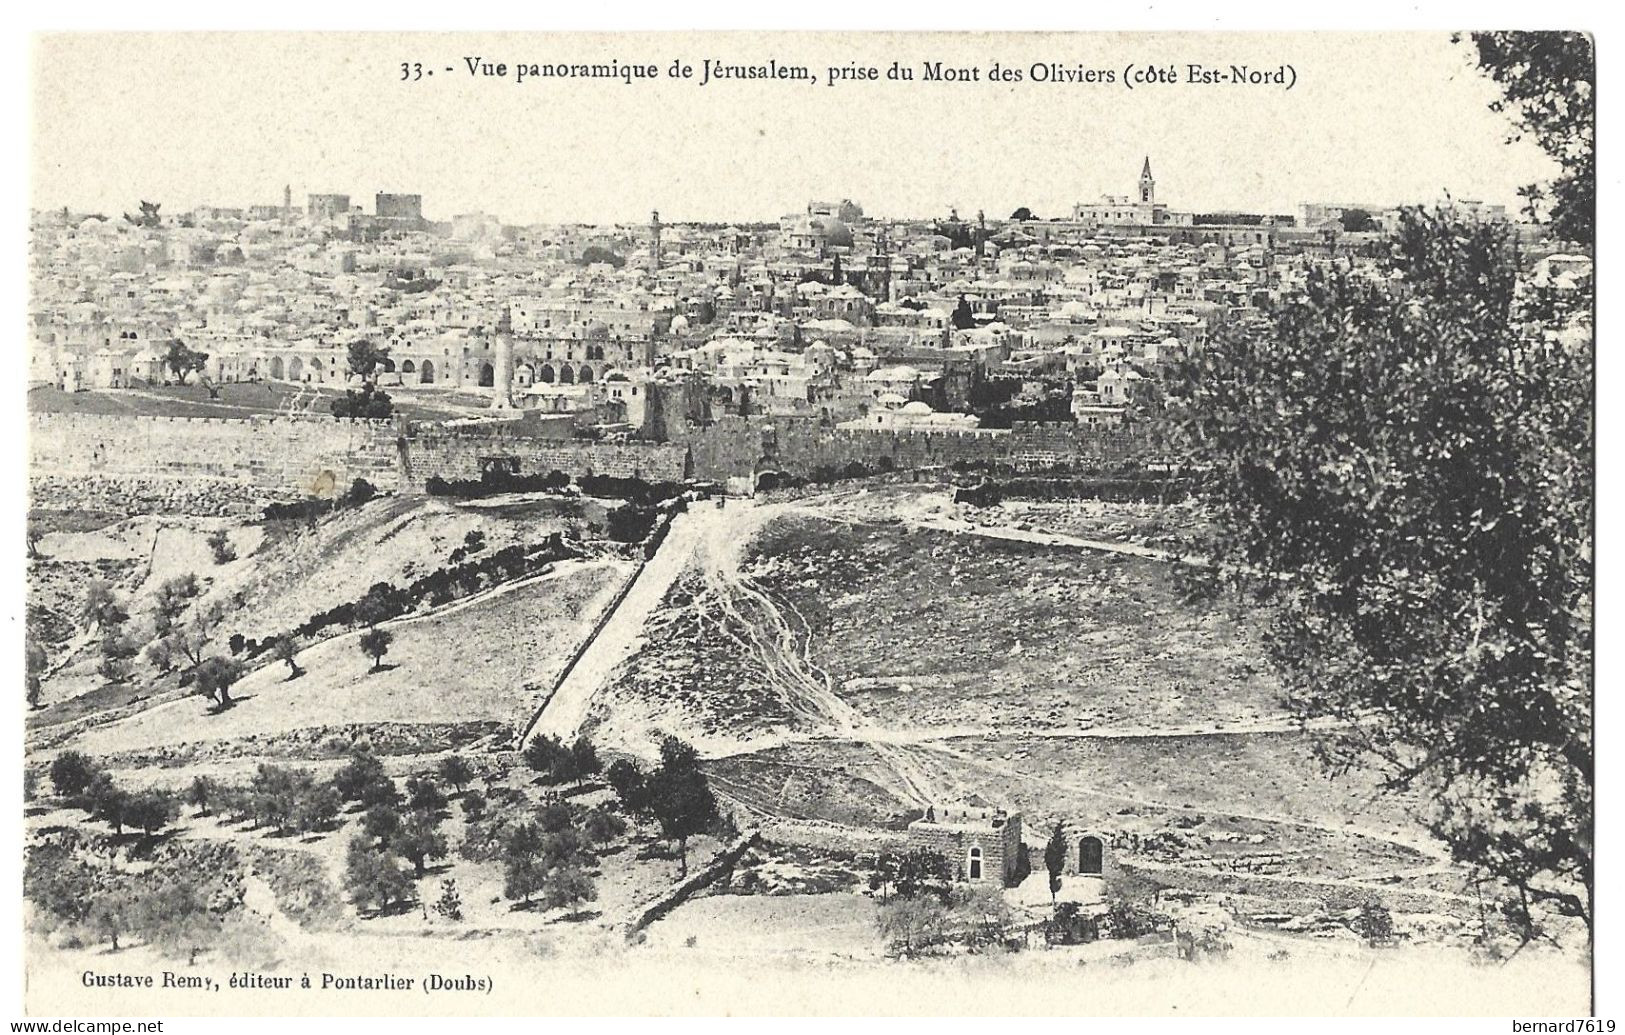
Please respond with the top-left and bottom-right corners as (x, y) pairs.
(1068, 829), (1109, 879)
(905, 804), (1023, 886)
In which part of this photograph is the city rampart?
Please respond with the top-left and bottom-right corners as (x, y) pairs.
(28, 412), (404, 514)
(403, 426), (690, 485)
(672, 415), (1159, 482)
(28, 411), (1162, 515)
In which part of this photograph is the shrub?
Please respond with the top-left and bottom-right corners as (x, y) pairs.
(247, 846), (342, 928)
(1102, 893), (1166, 939)
(434, 879), (463, 922)
(877, 896), (950, 955)
(405, 776), (446, 814)
(1175, 923), (1233, 962)
(1358, 899), (1395, 946)
(542, 864), (597, 915)
(206, 529), (237, 564)
(536, 800), (573, 833)
(1049, 901), (1098, 945)
(438, 755), (474, 794)
(582, 807), (627, 846)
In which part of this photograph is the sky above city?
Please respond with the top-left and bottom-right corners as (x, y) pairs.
(32, 31), (1558, 225)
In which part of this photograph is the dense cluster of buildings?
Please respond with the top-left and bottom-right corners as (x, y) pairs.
(30, 160), (1582, 439)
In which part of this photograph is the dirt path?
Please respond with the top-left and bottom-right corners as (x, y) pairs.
(908, 739), (1451, 867)
(688, 497), (943, 805)
(524, 506), (717, 745)
(705, 713), (1353, 758)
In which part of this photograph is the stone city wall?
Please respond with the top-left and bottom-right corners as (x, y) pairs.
(673, 416), (1159, 482)
(28, 411), (1160, 515)
(402, 427), (690, 485)
(28, 413), (404, 514)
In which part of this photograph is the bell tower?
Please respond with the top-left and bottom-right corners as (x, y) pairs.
(1138, 157), (1155, 205)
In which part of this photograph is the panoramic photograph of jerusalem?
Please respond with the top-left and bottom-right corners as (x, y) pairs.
(20, 30), (1593, 1016)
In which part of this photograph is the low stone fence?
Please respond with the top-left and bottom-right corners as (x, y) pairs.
(624, 831), (761, 940)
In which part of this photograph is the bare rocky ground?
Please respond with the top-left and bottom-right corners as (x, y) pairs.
(583, 486), (1588, 967)
(23, 483), (1590, 1009)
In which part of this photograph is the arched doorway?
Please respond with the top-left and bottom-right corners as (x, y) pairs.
(478, 363), (494, 387)
(309, 358), (324, 382)
(419, 360), (435, 384)
(401, 359), (416, 375)
(967, 845), (984, 881)
(269, 356), (285, 379)
(539, 365), (555, 383)
(755, 470), (786, 493)
(559, 364), (575, 384)
(578, 365), (594, 383)
(1079, 836), (1103, 876)
(287, 357), (304, 381)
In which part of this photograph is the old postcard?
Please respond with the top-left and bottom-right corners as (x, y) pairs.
(19, 29), (1595, 1017)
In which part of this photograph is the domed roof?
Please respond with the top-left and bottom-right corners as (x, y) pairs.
(811, 216), (853, 248)
(668, 314), (690, 334)
(900, 401), (933, 415)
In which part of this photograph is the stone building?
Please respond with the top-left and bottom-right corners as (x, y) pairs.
(905, 804), (1023, 886)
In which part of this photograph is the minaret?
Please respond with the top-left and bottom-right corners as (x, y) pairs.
(649, 210), (662, 274)
(283, 184), (292, 224)
(1139, 157), (1155, 206)
(975, 209), (986, 258)
(490, 305), (515, 410)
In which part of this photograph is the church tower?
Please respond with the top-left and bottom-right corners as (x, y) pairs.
(1138, 157), (1155, 205)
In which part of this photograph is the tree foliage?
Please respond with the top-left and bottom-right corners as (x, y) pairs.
(26, 638), (46, 708)
(394, 809), (448, 877)
(344, 836), (415, 914)
(1461, 31), (1594, 245)
(271, 635), (303, 677)
(438, 754), (474, 794)
(646, 736), (719, 876)
(330, 382), (394, 419)
(334, 750), (394, 805)
(346, 340), (391, 380)
(1043, 822), (1068, 904)
(192, 656), (244, 708)
(1180, 208), (1592, 933)
(358, 627), (394, 671)
(49, 751), (102, 800)
(161, 340), (209, 383)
